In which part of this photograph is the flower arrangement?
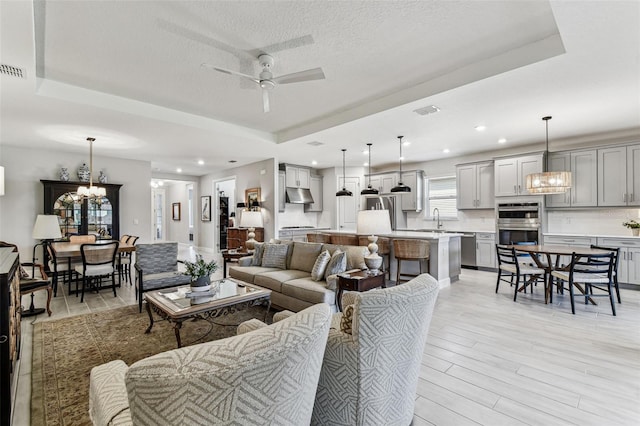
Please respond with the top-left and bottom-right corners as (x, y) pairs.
(183, 255), (218, 280)
(623, 220), (640, 229)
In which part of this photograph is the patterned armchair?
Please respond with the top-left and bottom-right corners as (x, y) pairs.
(312, 273), (440, 425)
(134, 242), (191, 312)
(89, 303), (332, 426)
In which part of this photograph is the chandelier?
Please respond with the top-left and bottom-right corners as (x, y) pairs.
(77, 137), (106, 198)
(526, 116), (571, 194)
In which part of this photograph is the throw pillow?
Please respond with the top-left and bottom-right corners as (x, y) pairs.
(340, 304), (354, 335)
(343, 245), (369, 270)
(290, 242), (323, 272)
(324, 249), (347, 281)
(261, 243), (289, 269)
(251, 242), (265, 266)
(311, 250), (331, 281)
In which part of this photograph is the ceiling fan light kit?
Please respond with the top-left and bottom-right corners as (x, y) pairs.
(202, 53), (325, 113)
(361, 143), (379, 195)
(526, 116), (572, 194)
(336, 149), (353, 197)
(391, 135), (411, 193)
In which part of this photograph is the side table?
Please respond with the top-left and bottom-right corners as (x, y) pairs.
(221, 249), (253, 278)
(336, 270), (385, 311)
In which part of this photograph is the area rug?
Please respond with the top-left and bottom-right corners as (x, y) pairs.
(31, 304), (272, 426)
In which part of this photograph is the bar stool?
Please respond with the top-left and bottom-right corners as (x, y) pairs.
(307, 233), (332, 243)
(393, 239), (430, 284)
(359, 236), (391, 278)
(330, 234), (358, 246)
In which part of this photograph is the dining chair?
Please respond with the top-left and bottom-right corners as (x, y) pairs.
(306, 233), (332, 244)
(329, 234), (358, 246)
(589, 245), (621, 303)
(551, 250), (616, 315)
(118, 236), (139, 284)
(393, 239), (430, 284)
(495, 244), (547, 302)
(45, 242), (78, 297)
(69, 234), (97, 243)
(75, 241), (119, 302)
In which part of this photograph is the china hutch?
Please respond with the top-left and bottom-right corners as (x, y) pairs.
(0, 248), (20, 425)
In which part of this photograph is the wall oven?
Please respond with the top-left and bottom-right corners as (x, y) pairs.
(496, 202), (542, 245)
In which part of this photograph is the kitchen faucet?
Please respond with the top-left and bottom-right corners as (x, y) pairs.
(433, 207), (443, 229)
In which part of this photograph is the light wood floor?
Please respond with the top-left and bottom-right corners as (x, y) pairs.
(12, 248), (640, 425)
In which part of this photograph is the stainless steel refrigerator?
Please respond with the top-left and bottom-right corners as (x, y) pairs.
(364, 195), (407, 230)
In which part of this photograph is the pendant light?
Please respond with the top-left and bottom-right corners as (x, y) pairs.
(525, 116), (572, 194)
(390, 136), (411, 193)
(361, 143), (379, 195)
(77, 137), (106, 198)
(336, 149), (353, 197)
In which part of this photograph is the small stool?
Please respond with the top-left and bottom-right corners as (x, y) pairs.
(393, 239), (430, 284)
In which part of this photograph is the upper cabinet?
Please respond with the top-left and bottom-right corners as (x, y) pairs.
(304, 175), (323, 212)
(400, 170), (424, 212)
(494, 154), (543, 197)
(456, 161), (494, 209)
(546, 150), (597, 208)
(367, 172), (397, 194)
(598, 144), (640, 207)
(284, 165), (311, 189)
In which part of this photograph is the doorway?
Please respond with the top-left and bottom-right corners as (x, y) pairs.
(152, 188), (166, 241)
(337, 177), (360, 231)
(214, 178), (236, 252)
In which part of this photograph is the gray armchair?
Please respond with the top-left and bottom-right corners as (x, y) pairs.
(134, 242), (190, 312)
(311, 273), (440, 425)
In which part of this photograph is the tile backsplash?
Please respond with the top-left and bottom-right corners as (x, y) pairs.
(547, 208), (640, 236)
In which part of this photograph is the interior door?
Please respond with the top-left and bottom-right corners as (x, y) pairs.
(337, 177), (360, 231)
(152, 188), (166, 241)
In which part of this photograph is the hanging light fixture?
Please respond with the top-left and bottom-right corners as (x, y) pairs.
(336, 149), (353, 197)
(526, 116), (571, 194)
(361, 143), (379, 195)
(391, 135), (411, 193)
(77, 137), (106, 198)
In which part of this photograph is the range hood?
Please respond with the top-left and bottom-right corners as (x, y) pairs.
(285, 187), (314, 204)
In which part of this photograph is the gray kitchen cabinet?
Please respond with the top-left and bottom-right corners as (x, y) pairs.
(598, 144), (640, 207)
(304, 175), (323, 212)
(597, 237), (640, 285)
(476, 232), (496, 268)
(400, 170), (424, 212)
(285, 165), (311, 189)
(547, 150), (597, 208)
(278, 171), (286, 212)
(456, 161), (494, 209)
(367, 172), (397, 194)
(543, 235), (598, 267)
(494, 154), (543, 196)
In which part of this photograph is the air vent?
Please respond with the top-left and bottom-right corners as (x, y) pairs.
(307, 141), (324, 146)
(0, 64), (25, 78)
(413, 105), (440, 116)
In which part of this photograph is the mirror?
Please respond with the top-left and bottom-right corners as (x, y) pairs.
(53, 192), (113, 238)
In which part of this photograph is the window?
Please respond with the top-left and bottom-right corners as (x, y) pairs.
(426, 176), (457, 219)
(187, 184), (194, 228)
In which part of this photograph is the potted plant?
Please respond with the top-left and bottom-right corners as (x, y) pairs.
(623, 219), (640, 236)
(183, 255), (218, 291)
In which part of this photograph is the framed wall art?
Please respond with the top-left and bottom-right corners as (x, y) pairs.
(245, 187), (261, 209)
(172, 202), (181, 221)
(201, 196), (211, 221)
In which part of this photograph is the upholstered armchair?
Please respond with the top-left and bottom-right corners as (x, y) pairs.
(89, 303), (332, 426)
(312, 273), (440, 425)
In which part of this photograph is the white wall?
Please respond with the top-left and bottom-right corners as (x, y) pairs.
(166, 181), (196, 244)
(0, 145), (152, 260)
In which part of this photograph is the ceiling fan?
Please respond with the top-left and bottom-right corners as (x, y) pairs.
(202, 54), (325, 113)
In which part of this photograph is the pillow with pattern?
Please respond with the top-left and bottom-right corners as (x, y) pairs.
(252, 242), (265, 266)
(324, 249), (347, 281)
(311, 250), (331, 281)
(261, 243), (289, 269)
(340, 304), (354, 335)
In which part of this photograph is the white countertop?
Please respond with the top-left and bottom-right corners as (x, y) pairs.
(322, 229), (463, 240)
(544, 232), (640, 239)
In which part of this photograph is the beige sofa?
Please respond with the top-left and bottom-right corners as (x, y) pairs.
(229, 241), (370, 312)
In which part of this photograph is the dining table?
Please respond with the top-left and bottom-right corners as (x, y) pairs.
(508, 244), (611, 305)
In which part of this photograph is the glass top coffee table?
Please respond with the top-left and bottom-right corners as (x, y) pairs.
(143, 278), (271, 348)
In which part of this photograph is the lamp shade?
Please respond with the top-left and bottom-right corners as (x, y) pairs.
(236, 202), (247, 208)
(0, 166), (4, 196)
(240, 211), (263, 228)
(357, 210), (392, 235)
(32, 214), (62, 239)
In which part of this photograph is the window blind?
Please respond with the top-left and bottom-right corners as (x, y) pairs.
(427, 176), (457, 218)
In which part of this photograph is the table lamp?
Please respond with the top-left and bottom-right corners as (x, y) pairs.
(32, 214), (62, 274)
(357, 210), (392, 274)
(240, 211), (263, 250)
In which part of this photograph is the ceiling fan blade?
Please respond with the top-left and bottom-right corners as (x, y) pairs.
(201, 63), (259, 84)
(262, 89), (270, 113)
(246, 34), (315, 57)
(273, 68), (325, 85)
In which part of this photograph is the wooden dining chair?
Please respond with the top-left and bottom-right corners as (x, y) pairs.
(69, 234), (97, 244)
(118, 236), (139, 284)
(74, 241), (119, 302)
(495, 244), (547, 302)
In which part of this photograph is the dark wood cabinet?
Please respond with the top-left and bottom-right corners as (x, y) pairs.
(219, 197), (228, 250)
(41, 180), (122, 239)
(0, 248), (20, 426)
(227, 228), (264, 250)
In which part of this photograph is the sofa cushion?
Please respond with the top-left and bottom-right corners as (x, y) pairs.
(252, 242), (265, 266)
(254, 270), (310, 293)
(290, 242), (324, 272)
(324, 250), (347, 280)
(282, 277), (336, 305)
(311, 250), (331, 281)
(229, 266), (279, 284)
(262, 244), (289, 269)
(343, 245), (369, 270)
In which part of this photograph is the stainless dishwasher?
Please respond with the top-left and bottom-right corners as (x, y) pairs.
(460, 233), (477, 267)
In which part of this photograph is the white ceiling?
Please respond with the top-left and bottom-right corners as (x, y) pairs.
(1, 1), (639, 176)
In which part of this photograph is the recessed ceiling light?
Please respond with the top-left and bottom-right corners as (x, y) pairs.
(475, 125), (486, 132)
(362, 150), (368, 155)
(498, 138), (507, 144)
(176, 168), (182, 173)
(402, 141), (410, 146)
(364, 162), (369, 167)
(413, 105), (440, 116)
(399, 156), (405, 161)
(158, 181), (164, 186)
(443, 149), (450, 154)
(311, 160), (318, 165)
(197, 160), (204, 165)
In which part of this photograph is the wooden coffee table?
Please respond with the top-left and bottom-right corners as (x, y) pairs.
(336, 270), (386, 311)
(144, 278), (271, 347)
